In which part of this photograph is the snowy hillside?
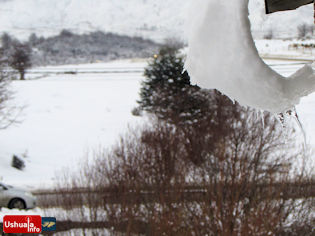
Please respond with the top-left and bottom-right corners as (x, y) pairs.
(0, 0), (313, 42)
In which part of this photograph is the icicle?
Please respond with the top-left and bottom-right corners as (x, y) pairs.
(292, 107), (307, 152)
(260, 110), (265, 129)
(277, 107), (307, 154)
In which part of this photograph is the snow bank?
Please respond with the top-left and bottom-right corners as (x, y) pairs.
(186, 0), (315, 113)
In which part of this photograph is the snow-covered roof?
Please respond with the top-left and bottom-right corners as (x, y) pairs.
(265, 0), (313, 14)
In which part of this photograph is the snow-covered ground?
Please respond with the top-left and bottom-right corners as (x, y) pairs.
(0, 59), (146, 189)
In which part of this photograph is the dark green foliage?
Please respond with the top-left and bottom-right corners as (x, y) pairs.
(138, 46), (191, 122)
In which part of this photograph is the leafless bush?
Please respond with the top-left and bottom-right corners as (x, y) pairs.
(185, 111), (312, 235)
(51, 94), (314, 235)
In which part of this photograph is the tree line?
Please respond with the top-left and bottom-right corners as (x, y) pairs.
(1, 30), (160, 69)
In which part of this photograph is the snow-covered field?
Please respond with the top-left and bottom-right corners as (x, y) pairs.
(0, 59), (146, 189)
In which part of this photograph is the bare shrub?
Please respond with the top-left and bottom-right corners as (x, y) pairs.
(185, 111), (312, 235)
(51, 94), (314, 235)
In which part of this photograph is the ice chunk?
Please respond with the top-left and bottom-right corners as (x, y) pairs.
(185, 0), (315, 113)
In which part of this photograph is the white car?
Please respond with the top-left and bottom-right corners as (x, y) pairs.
(0, 182), (36, 209)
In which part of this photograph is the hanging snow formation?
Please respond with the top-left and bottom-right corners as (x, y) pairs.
(186, 0), (315, 113)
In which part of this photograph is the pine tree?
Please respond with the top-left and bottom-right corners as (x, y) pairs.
(138, 46), (192, 122)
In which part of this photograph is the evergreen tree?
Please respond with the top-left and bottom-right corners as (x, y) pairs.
(138, 46), (192, 122)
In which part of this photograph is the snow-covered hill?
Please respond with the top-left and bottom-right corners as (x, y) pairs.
(0, 0), (313, 42)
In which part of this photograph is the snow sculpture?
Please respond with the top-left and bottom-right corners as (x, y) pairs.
(186, 0), (315, 113)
